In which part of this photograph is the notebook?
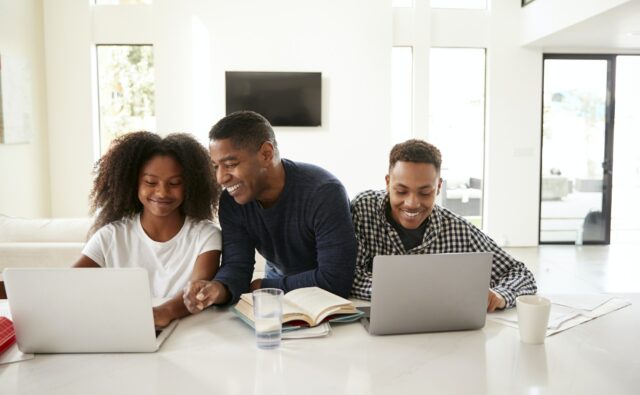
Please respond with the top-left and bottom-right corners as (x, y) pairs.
(0, 317), (16, 354)
(361, 252), (492, 335)
(3, 268), (178, 353)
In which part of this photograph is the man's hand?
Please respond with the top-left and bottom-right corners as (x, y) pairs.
(249, 278), (263, 292)
(183, 280), (229, 314)
(487, 289), (506, 312)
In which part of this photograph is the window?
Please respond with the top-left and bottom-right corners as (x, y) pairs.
(96, 45), (156, 155)
(431, 0), (487, 10)
(391, 47), (413, 144)
(429, 48), (486, 227)
(0, 54), (4, 143)
(392, 0), (413, 7)
(95, 0), (152, 5)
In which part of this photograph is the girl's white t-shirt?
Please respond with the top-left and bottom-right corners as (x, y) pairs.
(82, 214), (222, 298)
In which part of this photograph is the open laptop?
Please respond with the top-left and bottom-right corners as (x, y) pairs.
(3, 268), (178, 353)
(361, 252), (492, 335)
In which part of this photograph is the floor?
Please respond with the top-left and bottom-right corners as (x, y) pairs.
(539, 191), (603, 242)
(539, 180), (640, 244)
(505, 244), (640, 295)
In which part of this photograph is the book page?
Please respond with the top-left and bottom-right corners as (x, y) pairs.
(238, 293), (311, 324)
(235, 297), (256, 321)
(285, 287), (354, 323)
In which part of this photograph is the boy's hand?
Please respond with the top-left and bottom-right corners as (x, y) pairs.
(487, 289), (506, 312)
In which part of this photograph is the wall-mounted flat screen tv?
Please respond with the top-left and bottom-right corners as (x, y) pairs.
(225, 71), (322, 127)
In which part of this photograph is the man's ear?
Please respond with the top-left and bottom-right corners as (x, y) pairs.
(385, 174), (390, 192)
(437, 177), (443, 195)
(258, 142), (275, 165)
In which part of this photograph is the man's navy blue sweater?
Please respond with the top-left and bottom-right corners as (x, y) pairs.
(214, 159), (357, 303)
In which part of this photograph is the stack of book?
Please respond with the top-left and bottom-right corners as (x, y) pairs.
(232, 287), (364, 338)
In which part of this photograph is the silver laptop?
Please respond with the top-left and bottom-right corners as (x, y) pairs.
(3, 268), (178, 353)
(361, 252), (492, 335)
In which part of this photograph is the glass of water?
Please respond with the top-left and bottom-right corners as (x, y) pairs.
(252, 288), (284, 349)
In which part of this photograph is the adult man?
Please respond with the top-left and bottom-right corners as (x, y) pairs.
(350, 139), (536, 311)
(184, 111), (357, 311)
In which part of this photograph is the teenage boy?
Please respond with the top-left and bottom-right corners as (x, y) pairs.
(350, 139), (536, 312)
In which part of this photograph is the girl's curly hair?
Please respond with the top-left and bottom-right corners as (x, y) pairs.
(89, 131), (220, 235)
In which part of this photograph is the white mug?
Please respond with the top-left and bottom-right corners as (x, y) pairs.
(516, 295), (551, 344)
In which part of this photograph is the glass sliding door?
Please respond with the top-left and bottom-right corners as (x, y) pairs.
(539, 55), (614, 244)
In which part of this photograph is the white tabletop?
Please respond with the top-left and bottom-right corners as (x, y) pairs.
(1, 296), (639, 395)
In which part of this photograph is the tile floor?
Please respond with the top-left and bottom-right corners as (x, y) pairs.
(505, 244), (640, 295)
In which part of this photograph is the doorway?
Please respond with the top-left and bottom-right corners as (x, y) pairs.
(539, 55), (615, 245)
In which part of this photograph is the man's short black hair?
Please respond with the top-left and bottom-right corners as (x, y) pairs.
(389, 139), (442, 173)
(209, 110), (278, 153)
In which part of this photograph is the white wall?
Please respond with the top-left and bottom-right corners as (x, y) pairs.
(430, 8), (489, 47)
(43, 0), (95, 218)
(15, 0), (592, 246)
(43, 0), (393, 217)
(393, 3), (431, 141)
(0, 0), (50, 217)
(485, 2), (543, 247)
(521, 0), (631, 46)
(199, 0), (393, 196)
(429, 3), (543, 246)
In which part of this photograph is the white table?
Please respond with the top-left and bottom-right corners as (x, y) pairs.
(1, 296), (639, 395)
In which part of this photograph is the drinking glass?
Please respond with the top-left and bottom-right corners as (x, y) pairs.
(252, 288), (284, 349)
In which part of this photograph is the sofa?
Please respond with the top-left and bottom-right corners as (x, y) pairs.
(0, 214), (265, 293)
(0, 214), (92, 271)
(440, 178), (482, 217)
(541, 175), (572, 200)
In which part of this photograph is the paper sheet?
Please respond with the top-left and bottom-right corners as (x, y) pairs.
(0, 302), (11, 319)
(282, 322), (331, 339)
(0, 345), (34, 365)
(546, 294), (615, 311)
(487, 294), (631, 336)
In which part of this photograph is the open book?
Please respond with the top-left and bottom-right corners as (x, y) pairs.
(232, 287), (364, 330)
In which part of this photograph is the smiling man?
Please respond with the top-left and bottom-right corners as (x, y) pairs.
(182, 111), (357, 311)
(350, 139), (537, 312)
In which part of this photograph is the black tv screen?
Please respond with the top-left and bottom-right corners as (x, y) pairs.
(225, 71), (322, 127)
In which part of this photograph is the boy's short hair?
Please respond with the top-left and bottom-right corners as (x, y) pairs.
(209, 110), (278, 153)
(389, 139), (442, 173)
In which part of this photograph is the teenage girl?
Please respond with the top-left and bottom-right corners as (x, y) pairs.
(74, 131), (221, 328)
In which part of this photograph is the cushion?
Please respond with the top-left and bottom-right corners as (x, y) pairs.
(0, 243), (85, 269)
(0, 215), (92, 243)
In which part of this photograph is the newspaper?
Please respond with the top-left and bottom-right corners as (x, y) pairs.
(487, 294), (631, 336)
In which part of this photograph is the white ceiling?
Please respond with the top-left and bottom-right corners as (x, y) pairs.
(530, 0), (640, 51)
